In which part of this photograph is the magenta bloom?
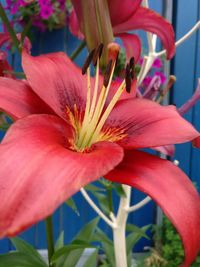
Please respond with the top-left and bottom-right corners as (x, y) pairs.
(38, 0), (54, 20)
(0, 50), (199, 266)
(70, 0), (175, 62)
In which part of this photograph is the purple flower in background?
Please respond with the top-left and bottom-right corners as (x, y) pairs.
(139, 57), (144, 66)
(58, 0), (66, 10)
(143, 76), (152, 87)
(10, 2), (20, 14)
(39, 1), (54, 20)
(155, 71), (167, 84)
(152, 58), (162, 68)
(32, 19), (46, 31)
(38, 0), (49, 6)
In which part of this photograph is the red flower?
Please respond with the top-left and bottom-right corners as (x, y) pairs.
(70, 0), (175, 62)
(0, 50), (199, 266)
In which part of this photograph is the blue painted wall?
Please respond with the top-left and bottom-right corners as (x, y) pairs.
(0, 0), (200, 254)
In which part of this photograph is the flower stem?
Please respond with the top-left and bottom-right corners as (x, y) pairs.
(113, 185), (131, 267)
(0, 3), (21, 53)
(45, 216), (55, 267)
(70, 41), (86, 61)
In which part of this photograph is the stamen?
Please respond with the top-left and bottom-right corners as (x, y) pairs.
(129, 57), (135, 69)
(103, 59), (113, 87)
(77, 57), (101, 147)
(88, 81), (125, 146)
(125, 63), (132, 93)
(129, 57), (135, 79)
(93, 43), (104, 66)
(82, 49), (95, 75)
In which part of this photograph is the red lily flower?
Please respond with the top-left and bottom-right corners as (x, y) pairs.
(70, 0), (175, 62)
(0, 49), (199, 266)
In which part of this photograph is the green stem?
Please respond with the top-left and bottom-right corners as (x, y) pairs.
(21, 19), (32, 44)
(45, 216), (55, 267)
(0, 3), (21, 53)
(70, 41), (86, 61)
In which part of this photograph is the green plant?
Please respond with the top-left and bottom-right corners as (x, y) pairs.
(144, 217), (200, 267)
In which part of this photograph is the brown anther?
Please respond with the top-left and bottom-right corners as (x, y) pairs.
(125, 63), (132, 93)
(82, 49), (95, 75)
(93, 43), (104, 66)
(129, 57), (135, 69)
(103, 59), (113, 87)
(129, 57), (135, 79)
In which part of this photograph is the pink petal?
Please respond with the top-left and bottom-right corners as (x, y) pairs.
(108, 0), (142, 26)
(193, 136), (200, 148)
(106, 150), (200, 267)
(0, 114), (123, 237)
(117, 33), (141, 63)
(107, 79), (136, 103)
(0, 77), (54, 120)
(152, 144), (175, 157)
(22, 51), (87, 121)
(113, 7), (175, 60)
(103, 98), (199, 149)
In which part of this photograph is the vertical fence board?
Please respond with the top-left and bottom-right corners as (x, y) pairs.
(190, 2), (200, 187)
(171, 0), (199, 177)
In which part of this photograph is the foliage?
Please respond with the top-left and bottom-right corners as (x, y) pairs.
(4, 0), (72, 32)
(142, 217), (200, 267)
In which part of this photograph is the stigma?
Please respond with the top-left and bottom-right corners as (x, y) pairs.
(74, 43), (135, 151)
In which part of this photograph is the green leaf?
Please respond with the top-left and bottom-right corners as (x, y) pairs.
(55, 231), (64, 251)
(84, 184), (105, 192)
(92, 228), (115, 267)
(126, 224), (151, 239)
(10, 237), (47, 267)
(51, 244), (94, 262)
(83, 249), (98, 267)
(0, 252), (47, 267)
(112, 184), (126, 197)
(65, 198), (80, 216)
(92, 228), (112, 246)
(92, 192), (110, 215)
(74, 217), (99, 241)
(126, 225), (151, 254)
(52, 217), (99, 266)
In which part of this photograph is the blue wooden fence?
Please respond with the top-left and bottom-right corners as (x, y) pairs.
(0, 0), (200, 254)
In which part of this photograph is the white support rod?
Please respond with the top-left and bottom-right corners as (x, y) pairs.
(156, 21), (200, 57)
(127, 196), (152, 213)
(113, 185), (131, 267)
(142, 0), (154, 54)
(80, 188), (117, 229)
(137, 21), (200, 86)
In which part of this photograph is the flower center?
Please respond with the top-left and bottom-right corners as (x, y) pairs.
(72, 43), (135, 152)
